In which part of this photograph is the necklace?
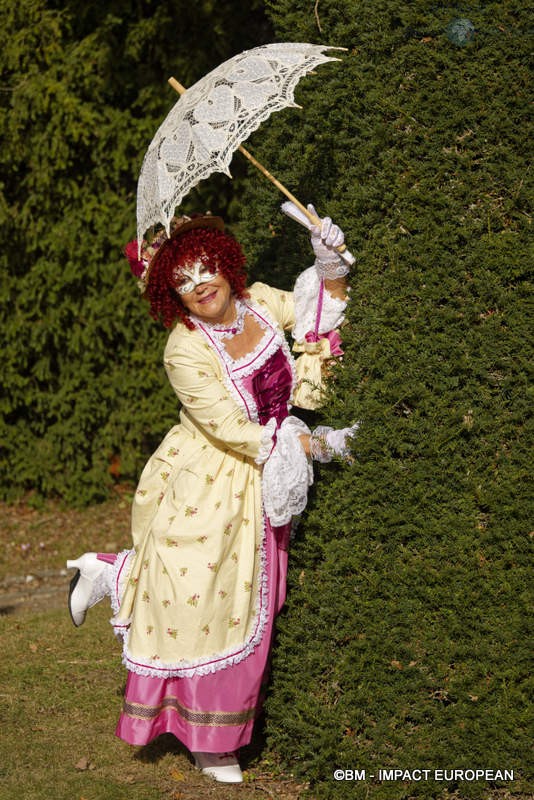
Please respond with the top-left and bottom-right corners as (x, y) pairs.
(193, 299), (247, 340)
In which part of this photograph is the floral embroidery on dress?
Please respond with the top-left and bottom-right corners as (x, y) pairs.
(165, 538), (179, 548)
(185, 506), (198, 517)
(231, 552), (238, 563)
(142, 591), (150, 602)
(196, 535), (207, 544)
(142, 559), (149, 569)
(228, 617), (241, 628)
(162, 599), (171, 608)
(187, 594), (200, 607)
(223, 523), (233, 536)
(218, 590), (228, 599)
(167, 628), (178, 639)
(205, 474), (215, 484)
(160, 471), (170, 481)
(244, 581), (252, 592)
(167, 447), (179, 457)
(179, 567), (188, 577)
(202, 624), (210, 636)
(214, 501), (222, 510)
(146, 625), (154, 635)
(207, 562), (219, 572)
(234, 490), (244, 500)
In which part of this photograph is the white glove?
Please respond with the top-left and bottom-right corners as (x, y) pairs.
(310, 423), (359, 463)
(280, 200), (356, 267)
(308, 203), (345, 264)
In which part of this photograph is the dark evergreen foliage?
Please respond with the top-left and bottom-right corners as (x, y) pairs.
(0, 0), (271, 502)
(232, 2), (532, 797)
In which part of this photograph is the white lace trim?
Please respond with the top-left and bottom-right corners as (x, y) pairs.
(242, 300), (298, 403)
(292, 266), (347, 342)
(109, 550), (134, 615)
(262, 416), (313, 526)
(114, 515), (270, 679)
(255, 417), (277, 465)
(225, 305), (271, 372)
(189, 298), (247, 340)
(230, 328), (278, 377)
(314, 257), (350, 280)
(194, 315), (260, 422)
(194, 300), (297, 426)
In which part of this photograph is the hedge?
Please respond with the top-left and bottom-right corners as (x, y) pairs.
(234, 2), (532, 797)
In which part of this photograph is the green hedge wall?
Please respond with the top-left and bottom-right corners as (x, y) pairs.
(232, 2), (532, 798)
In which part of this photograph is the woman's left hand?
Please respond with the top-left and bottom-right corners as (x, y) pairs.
(309, 423), (359, 463)
(308, 204), (345, 264)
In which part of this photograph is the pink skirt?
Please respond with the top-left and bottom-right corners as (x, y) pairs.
(108, 519), (289, 752)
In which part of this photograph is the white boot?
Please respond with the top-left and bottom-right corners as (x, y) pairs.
(66, 553), (110, 627)
(192, 752), (243, 783)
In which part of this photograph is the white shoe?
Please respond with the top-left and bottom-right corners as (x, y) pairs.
(192, 751), (243, 783)
(66, 553), (107, 627)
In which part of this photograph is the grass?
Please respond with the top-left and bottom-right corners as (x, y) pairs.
(0, 496), (308, 800)
(0, 490), (133, 582)
(0, 604), (167, 800)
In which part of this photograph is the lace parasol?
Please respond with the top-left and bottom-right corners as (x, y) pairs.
(136, 42), (344, 246)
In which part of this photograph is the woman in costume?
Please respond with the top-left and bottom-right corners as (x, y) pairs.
(67, 210), (355, 783)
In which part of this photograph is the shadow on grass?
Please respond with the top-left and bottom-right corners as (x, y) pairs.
(133, 711), (268, 771)
(135, 733), (188, 763)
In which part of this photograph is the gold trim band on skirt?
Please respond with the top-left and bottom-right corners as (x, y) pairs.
(122, 695), (257, 727)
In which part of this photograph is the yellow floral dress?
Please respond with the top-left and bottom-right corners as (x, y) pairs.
(112, 282), (298, 678)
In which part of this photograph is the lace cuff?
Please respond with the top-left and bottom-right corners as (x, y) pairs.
(314, 257), (350, 280)
(255, 417), (277, 465)
(262, 416), (313, 526)
(292, 266), (347, 342)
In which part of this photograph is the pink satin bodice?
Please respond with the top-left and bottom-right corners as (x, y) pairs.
(240, 345), (292, 427)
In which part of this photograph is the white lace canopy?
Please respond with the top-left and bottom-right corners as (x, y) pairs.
(137, 42), (342, 244)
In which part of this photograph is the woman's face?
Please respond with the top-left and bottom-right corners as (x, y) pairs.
(176, 260), (234, 325)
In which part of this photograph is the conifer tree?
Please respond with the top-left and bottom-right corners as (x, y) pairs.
(0, 0), (271, 502)
(233, 2), (532, 798)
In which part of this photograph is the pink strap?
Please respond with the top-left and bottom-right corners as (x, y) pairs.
(314, 278), (325, 339)
(303, 277), (343, 355)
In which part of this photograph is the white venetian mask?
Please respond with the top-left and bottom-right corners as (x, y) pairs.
(173, 258), (219, 295)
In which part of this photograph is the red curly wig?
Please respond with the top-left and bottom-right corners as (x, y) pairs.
(146, 227), (249, 329)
